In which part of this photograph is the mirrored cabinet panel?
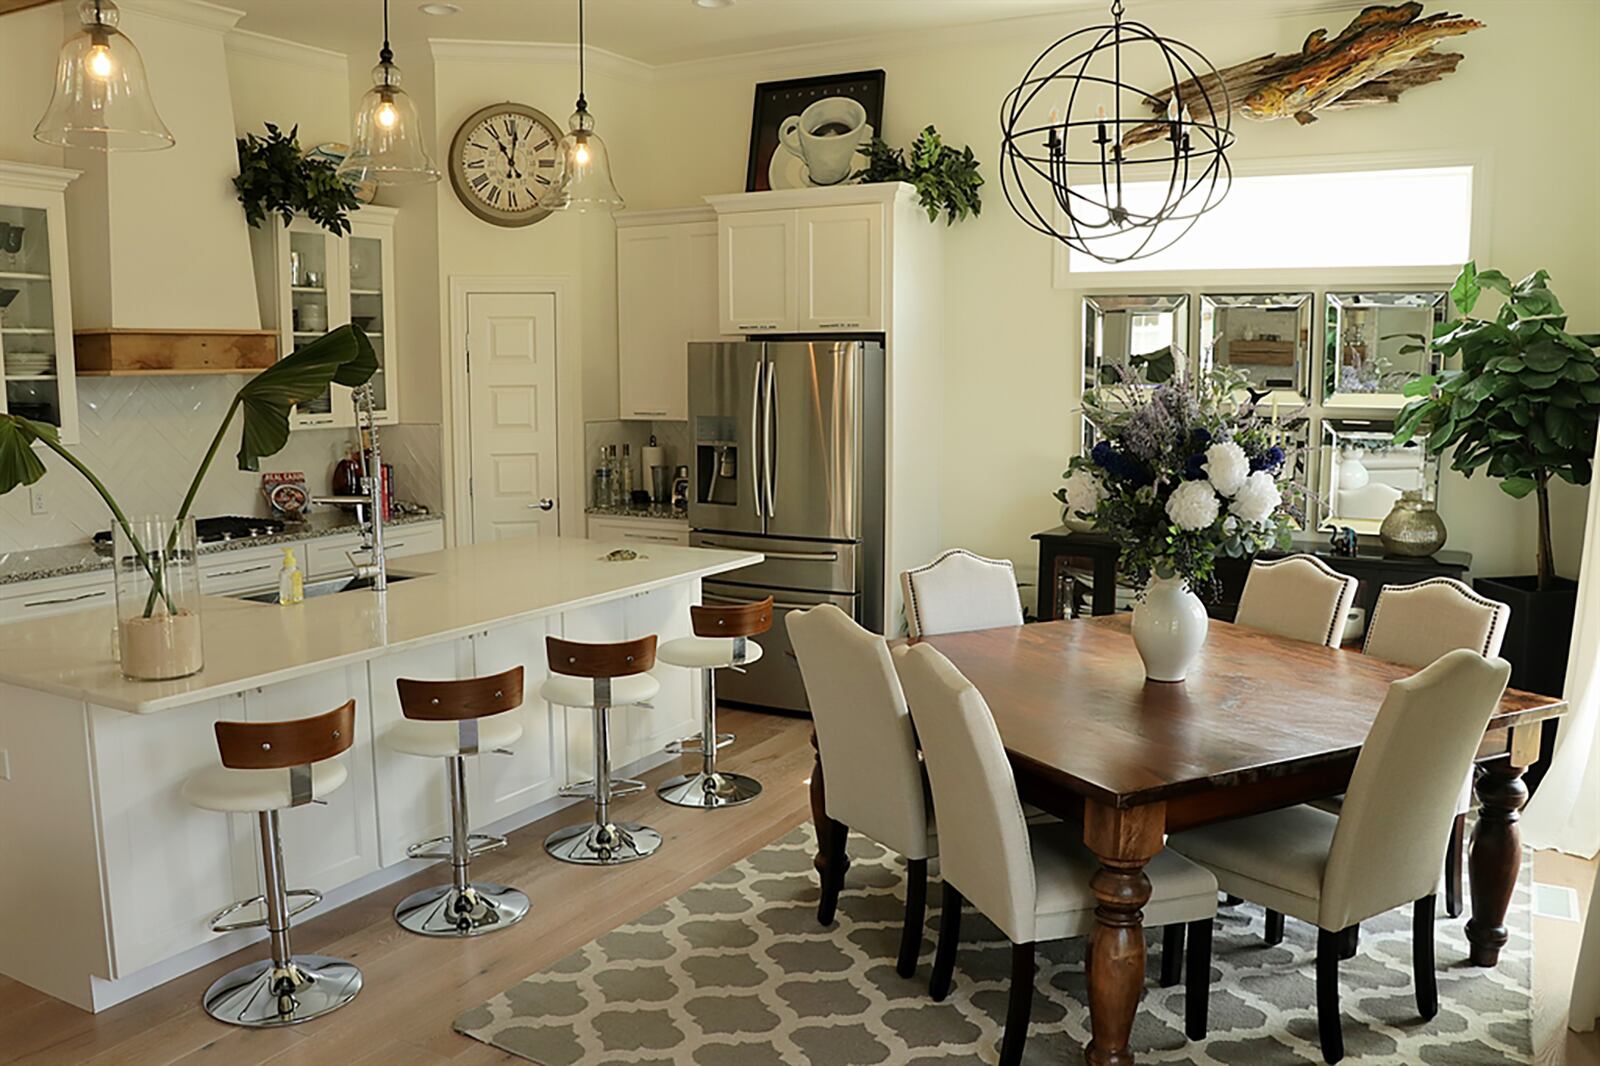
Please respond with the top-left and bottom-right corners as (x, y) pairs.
(1083, 294), (1188, 390)
(1200, 293), (1312, 406)
(1323, 291), (1448, 408)
(1317, 417), (1439, 534)
(0, 164), (80, 444)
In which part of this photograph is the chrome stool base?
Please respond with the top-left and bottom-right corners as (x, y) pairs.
(201, 954), (361, 1027)
(394, 882), (530, 937)
(544, 820), (662, 865)
(657, 769), (763, 809)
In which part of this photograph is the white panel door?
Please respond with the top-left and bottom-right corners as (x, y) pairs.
(719, 210), (797, 334)
(243, 666), (378, 892)
(799, 203), (884, 332)
(467, 291), (560, 543)
(470, 620), (563, 823)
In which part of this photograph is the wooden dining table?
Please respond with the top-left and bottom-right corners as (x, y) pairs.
(806, 614), (1568, 1066)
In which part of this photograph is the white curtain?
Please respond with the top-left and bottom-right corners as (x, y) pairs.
(1524, 429), (1600, 857)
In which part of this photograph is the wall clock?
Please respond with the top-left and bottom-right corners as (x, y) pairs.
(448, 103), (565, 227)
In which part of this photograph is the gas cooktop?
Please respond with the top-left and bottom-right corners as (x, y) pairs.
(93, 515), (287, 551)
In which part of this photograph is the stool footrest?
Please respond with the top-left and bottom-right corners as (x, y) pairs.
(405, 833), (507, 862)
(664, 733), (735, 756)
(208, 888), (322, 933)
(558, 778), (647, 801)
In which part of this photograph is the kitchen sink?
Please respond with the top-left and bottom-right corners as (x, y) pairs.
(230, 572), (422, 604)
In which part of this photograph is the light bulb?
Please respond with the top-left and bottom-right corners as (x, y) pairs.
(573, 141), (591, 166)
(88, 43), (114, 78)
(376, 100), (399, 129)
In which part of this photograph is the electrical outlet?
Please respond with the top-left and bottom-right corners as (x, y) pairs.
(28, 486), (46, 515)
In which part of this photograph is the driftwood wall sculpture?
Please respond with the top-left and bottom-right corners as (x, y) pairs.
(1122, 3), (1483, 149)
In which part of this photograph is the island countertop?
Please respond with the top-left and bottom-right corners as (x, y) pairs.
(0, 536), (761, 715)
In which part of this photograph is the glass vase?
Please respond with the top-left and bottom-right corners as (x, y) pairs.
(113, 516), (203, 681)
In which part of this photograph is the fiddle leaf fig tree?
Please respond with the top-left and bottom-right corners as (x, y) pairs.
(0, 326), (378, 615)
(1393, 262), (1600, 590)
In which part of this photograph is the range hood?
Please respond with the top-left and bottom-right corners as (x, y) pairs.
(64, 0), (276, 375)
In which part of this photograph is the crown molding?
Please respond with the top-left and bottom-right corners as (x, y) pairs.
(0, 161), (81, 193)
(225, 27), (347, 72)
(427, 39), (653, 84)
(119, 0), (246, 34)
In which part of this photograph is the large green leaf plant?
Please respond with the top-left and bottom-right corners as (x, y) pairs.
(0, 326), (378, 615)
(1393, 262), (1600, 590)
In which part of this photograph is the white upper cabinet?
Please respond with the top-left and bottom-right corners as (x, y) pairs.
(798, 203), (884, 332)
(718, 209), (797, 334)
(616, 209), (721, 421)
(0, 162), (81, 445)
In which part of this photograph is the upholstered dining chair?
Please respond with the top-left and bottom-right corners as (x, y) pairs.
(787, 603), (933, 979)
(901, 548), (1025, 639)
(1235, 554), (1359, 649)
(895, 643), (1219, 1066)
(1168, 649), (1512, 1065)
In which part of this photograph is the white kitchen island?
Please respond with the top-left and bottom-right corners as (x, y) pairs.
(0, 536), (760, 1012)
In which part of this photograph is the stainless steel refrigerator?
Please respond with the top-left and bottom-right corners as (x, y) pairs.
(688, 340), (885, 713)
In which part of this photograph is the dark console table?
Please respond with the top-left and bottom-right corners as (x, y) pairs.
(1033, 526), (1472, 630)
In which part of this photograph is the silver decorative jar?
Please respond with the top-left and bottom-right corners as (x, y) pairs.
(1379, 490), (1447, 557)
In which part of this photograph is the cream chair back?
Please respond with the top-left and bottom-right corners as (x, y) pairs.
(786, 604), (930, 861)
(1321, 649), (1510, 930)
(1364, 577), (1510, 668)
(894, 643), (1037, 943)
(901, 549), (1025, 639)
(1235, 554), (1358, 648)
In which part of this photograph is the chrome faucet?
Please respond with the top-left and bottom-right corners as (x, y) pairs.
(311, 385), (387, 591)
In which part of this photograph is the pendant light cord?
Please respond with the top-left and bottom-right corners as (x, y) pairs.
(379, 0), (393, 65)
(576, 0), (588, 110)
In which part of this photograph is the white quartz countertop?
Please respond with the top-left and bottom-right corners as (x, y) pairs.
(0, 536), (761, 714)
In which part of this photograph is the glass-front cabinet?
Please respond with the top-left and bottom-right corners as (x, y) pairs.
(0, 162), (80, 444)
(250, 205), (399, 428)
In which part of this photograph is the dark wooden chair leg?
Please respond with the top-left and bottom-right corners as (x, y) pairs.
(1160, 924), (1185, 988)
(999, 941), (1035, 1066)
(1317, 927), (1347, 1065)
(1185, 918), (1213, 1041)
(897, 857), (928, 978)
(816, 819), (848, 926)
(1414, 895), (1439, 1020)
(1341, 926), (1360, 960)
(929, 882), (963, 1001)
(1445, 813), (1466, 919)
(1265, 908), (1284, 945)
(1222, 894), (1244, 906)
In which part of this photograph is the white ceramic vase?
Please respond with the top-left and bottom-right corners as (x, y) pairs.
(1131, 573), (1209, 682)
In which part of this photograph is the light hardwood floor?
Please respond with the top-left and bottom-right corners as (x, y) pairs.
(0, 708), (1594, 1066)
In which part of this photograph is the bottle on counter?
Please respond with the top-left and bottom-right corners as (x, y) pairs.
(620, 443), (636, 504)
(277, 547), (304, 605)
(595, 445), (614, 508)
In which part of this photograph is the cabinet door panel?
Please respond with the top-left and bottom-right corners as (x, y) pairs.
(554, 601), (628, 784)
(684, 222), (722, 341)
(617, 227), (688, 420)
(799, 204), (884, 332)
(719, 211), (796, 334)
(622, 582), (699, 766)
(470, 620), (563, 823)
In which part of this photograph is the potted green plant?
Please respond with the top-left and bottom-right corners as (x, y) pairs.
(1393, 261), (1599, 697)
(0, 327), (377, 679)
(852, 125), (983, 225)
(235, 123), (361, 236)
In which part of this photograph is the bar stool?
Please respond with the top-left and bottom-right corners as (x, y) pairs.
(388, 666), (530, 937)
(542, 634), (662, 865)
(656, 596), (771, 808)
(182, 701), (361, 1028)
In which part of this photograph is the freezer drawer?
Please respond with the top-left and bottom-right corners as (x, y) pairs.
(702, 581), (855, 714)
(690, 530), (856, 594)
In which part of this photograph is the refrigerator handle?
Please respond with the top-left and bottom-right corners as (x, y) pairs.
(750, 358), (764, 519)
(764, 363), (777, 519)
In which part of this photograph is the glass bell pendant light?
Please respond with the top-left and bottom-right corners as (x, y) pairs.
(34, 0), (175, 151)
(340, 0), (440, 186)
(551, 0), (624, 213)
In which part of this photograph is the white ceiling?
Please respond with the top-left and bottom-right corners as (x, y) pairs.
(229, 0), (1107, 67)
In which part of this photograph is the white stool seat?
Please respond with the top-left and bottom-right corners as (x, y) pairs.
(183, 759), (348, 813)
(657, 636), (765, 670)
(540, 672), (660, 709)
(386, 710), (524, 758)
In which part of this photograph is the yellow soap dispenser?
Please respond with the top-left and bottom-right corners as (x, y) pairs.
(278, 546), (304, 605)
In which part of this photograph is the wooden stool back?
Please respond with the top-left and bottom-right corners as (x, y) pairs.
(546, 635), (657, 678)
(690, 596), (774, 639)
(397, 666), (525, 721)
(215, 700), (356, 770)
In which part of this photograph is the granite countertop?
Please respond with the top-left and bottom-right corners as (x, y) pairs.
(0, 511), (442, 587)
(585, 504), (688, 522)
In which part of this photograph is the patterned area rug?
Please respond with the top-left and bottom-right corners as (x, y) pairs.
(456, 825), (1533, 1065)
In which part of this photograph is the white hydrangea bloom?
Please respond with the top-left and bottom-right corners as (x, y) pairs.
(1062, 469), (1106, 519)
(1203, 441), (1250, 497)
(1229, 470), (1283, 526)
(1166, 479), (1220, 531)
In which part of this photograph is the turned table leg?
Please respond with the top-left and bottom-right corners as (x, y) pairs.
(1083, 799), (1166, 1066)
(1466, 756), (1530, 967)
(810, 729), (848, 884)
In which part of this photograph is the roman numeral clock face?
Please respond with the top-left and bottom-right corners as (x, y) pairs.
(449, 104), (564, 226)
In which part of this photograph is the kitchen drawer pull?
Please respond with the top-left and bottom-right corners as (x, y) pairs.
(817, 322), (861, 329)
(22, 589), (108, 608)
(697, 541), (839, 563)
(206, 563), (273, 578)
(623, 533), (683, 543)
(633, 409), (669, 417)
(704, 593), (819, 611)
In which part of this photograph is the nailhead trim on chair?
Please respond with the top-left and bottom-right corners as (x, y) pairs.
(1247, 554), (1358, 649)
(903, 548), (1019, 639)
(1365, 577), (1511, 657)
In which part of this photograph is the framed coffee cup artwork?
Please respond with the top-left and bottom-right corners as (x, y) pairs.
(745, 70), (885, 192)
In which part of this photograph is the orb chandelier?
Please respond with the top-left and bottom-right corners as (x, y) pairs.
(999, 0), (1234, 265)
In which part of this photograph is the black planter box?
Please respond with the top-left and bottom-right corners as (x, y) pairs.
(1475, 575), (1578, 699)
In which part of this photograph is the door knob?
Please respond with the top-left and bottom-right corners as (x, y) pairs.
(529, 498), (556, 511)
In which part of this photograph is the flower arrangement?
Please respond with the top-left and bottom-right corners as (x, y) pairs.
(1056, 368), (1300, 594)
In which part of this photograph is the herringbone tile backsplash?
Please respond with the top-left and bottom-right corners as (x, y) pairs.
(0, 377), (443, 553)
